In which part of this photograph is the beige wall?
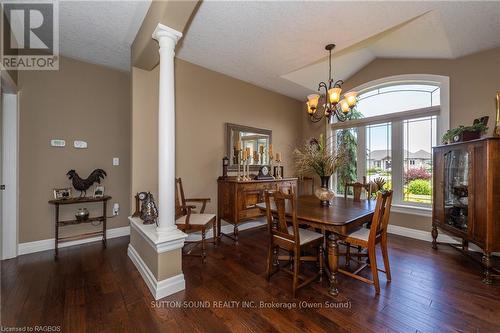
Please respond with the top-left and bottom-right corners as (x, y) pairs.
(132, 58), (303, 214)
(19, 56), (131, 243)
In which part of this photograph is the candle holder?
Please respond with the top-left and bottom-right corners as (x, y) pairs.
(234, 148), (242, 181)
(244, 156), (250, 181)
(259, 151), (265, 165)
(269, 154), (275, 179)
(276, 159), (282, 179)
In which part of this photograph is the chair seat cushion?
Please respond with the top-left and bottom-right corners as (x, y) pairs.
(346, 227), (370, 241)
(176, 213), (215, 226)
(287, 226), (323, 245)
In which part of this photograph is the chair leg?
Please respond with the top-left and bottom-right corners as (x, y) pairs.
(201, 229), (207, 263)
(234, 224), (239, 243)
(345, 242), (351, 268)
(318, 244), (324, 282)
(292, 250), (300, 298)
(212, 221), (217, 248)
(381, 235), (391, 282)
(368, 247), (380, 294)
(266, 243), (274, 281)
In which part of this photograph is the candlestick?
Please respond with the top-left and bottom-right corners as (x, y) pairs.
(259, 145), (264, 154)
(253, 151), (259, 164)
(235, 149), (242, 181)
(269, 152), (275, 179)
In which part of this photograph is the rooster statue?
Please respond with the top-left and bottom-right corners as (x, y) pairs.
(66, 169), (107, 197)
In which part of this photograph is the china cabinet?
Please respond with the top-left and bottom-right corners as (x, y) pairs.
(432, 137), (499, 283)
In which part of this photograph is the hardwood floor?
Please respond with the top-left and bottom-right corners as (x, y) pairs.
(2, 228), (499, 333)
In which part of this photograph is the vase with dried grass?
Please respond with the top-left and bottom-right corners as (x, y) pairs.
(294, 134), (347, 206)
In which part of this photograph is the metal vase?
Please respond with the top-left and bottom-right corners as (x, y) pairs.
(140, 192), (159, 225)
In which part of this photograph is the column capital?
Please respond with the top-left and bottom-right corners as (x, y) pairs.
(152, 23), (183, 45)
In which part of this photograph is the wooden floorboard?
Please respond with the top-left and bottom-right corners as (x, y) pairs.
(1, 228), (500, 333)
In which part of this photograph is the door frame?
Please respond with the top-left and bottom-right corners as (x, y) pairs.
(1, 70), (19, 260)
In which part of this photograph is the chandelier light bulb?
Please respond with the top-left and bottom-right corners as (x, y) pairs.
(344, 91), (358, 107)
(307, 94), (320, 109)
(328, 87), (341, 104)
(339, 99), (350, 113)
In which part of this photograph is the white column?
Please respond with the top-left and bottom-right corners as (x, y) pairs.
(152, 24), (183, 235)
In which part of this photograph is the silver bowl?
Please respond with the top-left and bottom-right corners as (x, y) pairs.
(75, 208), (89, 221)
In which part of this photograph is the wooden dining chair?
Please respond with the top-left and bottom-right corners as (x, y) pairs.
(344, 176), (372, 202)
(264, 188), (324, 297)
(175, 178), (216, 263)
(298, 176), (315, 196)
(343, 177), (373, 265)
(338, 190), (393, 294)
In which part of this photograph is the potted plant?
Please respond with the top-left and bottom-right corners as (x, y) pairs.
(442, 117), (489, 144)
(294, 134), (347, 206)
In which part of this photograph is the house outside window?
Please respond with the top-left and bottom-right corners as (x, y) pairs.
(331, 76), (449, 213)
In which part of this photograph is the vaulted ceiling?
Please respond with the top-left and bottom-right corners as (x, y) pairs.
(57, 1), (500, 100)
(177, 1), (500, 100)
(59, 0), (151, 71)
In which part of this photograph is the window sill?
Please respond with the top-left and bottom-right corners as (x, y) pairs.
(391, 204), (432, 217)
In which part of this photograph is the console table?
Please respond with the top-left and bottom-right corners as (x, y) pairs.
(48, 195), (111, 259)
(217, 178), (297, 242)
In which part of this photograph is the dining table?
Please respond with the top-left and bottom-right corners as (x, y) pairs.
(256, 195), (375, 296)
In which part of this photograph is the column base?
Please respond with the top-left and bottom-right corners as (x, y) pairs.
(128, 217), (187, 300)
(127, 244), (185, 299)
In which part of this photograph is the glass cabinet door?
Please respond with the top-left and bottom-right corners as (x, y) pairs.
(443, 149), (469, 231)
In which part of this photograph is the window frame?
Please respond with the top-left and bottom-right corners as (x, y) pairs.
(329, 75), (450, 217)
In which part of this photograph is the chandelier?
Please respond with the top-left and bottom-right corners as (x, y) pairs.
(306, 44), (358, 123)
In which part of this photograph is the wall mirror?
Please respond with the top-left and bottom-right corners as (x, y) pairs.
(226, 123), (272, 171)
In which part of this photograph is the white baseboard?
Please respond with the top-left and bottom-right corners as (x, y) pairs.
(127, 244), (185, 300)
(388, 225), (459, 244)
(185, 218), (267, 241)
(17, 226), (130, 256)
(388, 224), (499, 256)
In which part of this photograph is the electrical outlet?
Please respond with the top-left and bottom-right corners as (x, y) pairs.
(113, 203), (120, 216)
(113, 157), (120, 166)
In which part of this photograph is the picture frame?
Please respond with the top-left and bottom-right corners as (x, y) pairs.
(53, 188), (72, 200)
(93, 185), (105, 198)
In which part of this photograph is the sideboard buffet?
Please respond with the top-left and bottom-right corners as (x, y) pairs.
(217, 178), (298, 241)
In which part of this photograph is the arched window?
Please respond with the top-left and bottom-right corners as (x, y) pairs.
(332, 77), (449, 213)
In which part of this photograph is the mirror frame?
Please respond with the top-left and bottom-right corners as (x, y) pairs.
(226, 123), (272, 171)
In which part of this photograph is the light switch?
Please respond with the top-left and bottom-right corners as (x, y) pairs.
(74, 140), (88, 149)
(113, 157), (120, 166)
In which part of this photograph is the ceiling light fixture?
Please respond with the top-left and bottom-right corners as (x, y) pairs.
(306, 44), (358, 123)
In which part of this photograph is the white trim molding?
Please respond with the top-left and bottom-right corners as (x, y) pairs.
(186, 218), (267, 242)
(128, 244), (185, 300)
(129, 217), (187, 253)
(388, 225), (499, 256)
(388, 224), (458, 243)
(18, 226), (130, 256)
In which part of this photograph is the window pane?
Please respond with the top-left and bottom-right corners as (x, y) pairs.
(403, 116), (437, 204)
(336, 128), (358, 194)
(357, 84), (440, 118)
(366, 123), (392, 191)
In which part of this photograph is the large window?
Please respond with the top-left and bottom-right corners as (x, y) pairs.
(332, 82), (444, 209)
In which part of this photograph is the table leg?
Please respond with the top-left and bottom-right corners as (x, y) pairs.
(328, 233), (339, 296)
(102, 201), (107, 248)
(55, 204), (59, 260)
